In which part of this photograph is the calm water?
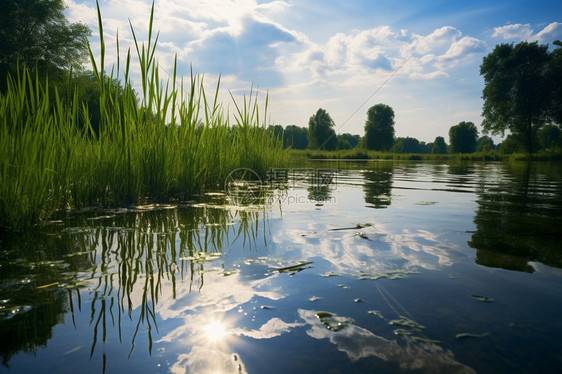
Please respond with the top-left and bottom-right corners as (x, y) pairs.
(1, 161), (562, 374)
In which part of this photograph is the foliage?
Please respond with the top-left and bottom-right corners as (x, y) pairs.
(476, 136), (495, 152)
(364, 103), (395, 151)
(283, 125), (308, 149)
(393, 137), (420, 153)
(548, 41), (562, 125)
(431, 136), (447, 154)
(480, 41), (556, 153)
(0, 0), (91, 90)
(499, 134), (525, 154)
(538, 124), (561, 150)
(339, 133), (361, 148)
(307, 108), (338, 150)
(449, 121), (478, 153)
(0, 3), (286, 232)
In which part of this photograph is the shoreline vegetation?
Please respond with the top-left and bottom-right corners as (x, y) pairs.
(0, 3), (287, 233)
(1, 3), (560, 234)
(288, 148), (562, 162)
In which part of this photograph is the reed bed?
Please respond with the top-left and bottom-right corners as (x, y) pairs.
(0, 3), (287, 232)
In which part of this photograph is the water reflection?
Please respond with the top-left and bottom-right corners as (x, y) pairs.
(469, 162), (562, 271)
(363, 162), (394, 209)
(0, 201), (266, 369)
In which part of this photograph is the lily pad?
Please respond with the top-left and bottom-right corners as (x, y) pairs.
(315, 311), (355, 332)
(389, 316), (425, 330)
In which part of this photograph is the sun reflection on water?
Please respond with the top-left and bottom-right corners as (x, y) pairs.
(204, 321), (227, 342)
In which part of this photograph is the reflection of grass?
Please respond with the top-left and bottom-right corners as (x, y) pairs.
(0, 3), (286, 232)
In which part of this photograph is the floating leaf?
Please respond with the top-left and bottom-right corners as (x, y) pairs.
(394, 329), (413, 336)
(367, 310), (385, 319)
(412, 336), (441, 344)
(389, 316), (425, 330)
(455, 332), (490, 339)
(316, 311), (354, 332)
(319, 271), (340, 277)
(273, 261), (313, 274)
(471, 294), (493, 302)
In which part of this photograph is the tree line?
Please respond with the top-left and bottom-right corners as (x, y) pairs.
(1, 1), (561, 154)
(272, 39), (562, 154)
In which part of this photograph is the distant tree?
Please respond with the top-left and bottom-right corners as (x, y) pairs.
(364, 104), (395, 151)
(538, 124), (561, 150)
(339, 133), (361, 148)
(449, 121), (478, 153)
(395, 137), (420, 153)
(284, 125), (308, 149)
(499, 134), (525, 154)
(337, 135), (352, 150)
(431, 136), (447, 154)
(419, 141), (432, 154)
(391, 140), (404, 153)
(476, 136), (495, 152)
(0, 0), (91, 89)
(480, 41), (553, 153)
(307, 108), (338, 150)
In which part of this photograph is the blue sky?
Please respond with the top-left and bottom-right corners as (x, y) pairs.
(66, 0), (562, 142)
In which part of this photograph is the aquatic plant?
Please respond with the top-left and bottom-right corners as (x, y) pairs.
(0, 2), (287, 232)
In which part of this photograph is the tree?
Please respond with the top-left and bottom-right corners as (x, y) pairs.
(499, 134), (525, 154)
(339, 133), (361, 148)
(538, 124), (561, 150)
(449, 121), (478, 153)
(283, 125), (308, 149)
(480, 41), (552, 153)
(0, 0), (91, 88)
(307, 108), (338, 150)
(337, 135), (352, 150)
(476, 136), (495, 152)
(548, 41), (562, 126)
(431, 136), (447, 154)
(393, 137), (420, 153)
(364, 104), (395, 151)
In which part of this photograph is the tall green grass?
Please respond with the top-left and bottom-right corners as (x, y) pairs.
(0, 2), (287, 232)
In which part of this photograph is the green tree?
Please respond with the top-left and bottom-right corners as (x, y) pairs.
(538, 124), (561, 150)
(499, 134), (525, 154)
(548, 41), (562, 125)
(337, 135), (352, 150)
(431, 136), (447, 154)
(284, 125), (308, 149)
(339, 133), (361, 148)
(364, 104), (395, 151)
(0, 0), (91, 88)
(307, 108), (338, 150)
(480, 41), (552, 153)
(393, 137), (420, 153)
(449, 121), (478, 153)
(476, 136), (495, 152)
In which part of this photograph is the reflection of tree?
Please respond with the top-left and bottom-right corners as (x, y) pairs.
(469, 162), (562, 271)
(363, 163), (394, 209)
(306, 170), (335, 202)
(0, 204), (264, 369)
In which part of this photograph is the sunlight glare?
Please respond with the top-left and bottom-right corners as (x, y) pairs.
(205, 321), (227, 342)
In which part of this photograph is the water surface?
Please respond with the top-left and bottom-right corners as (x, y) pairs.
(1, 161), (561, 373)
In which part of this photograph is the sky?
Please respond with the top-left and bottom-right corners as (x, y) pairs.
(65, 0), (562, 142)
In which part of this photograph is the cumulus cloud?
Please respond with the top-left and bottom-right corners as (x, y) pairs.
(492, 23), (534, 40)
(492, 22), (562, 44)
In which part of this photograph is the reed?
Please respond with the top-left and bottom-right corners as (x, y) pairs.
(0, 2), (287, 232)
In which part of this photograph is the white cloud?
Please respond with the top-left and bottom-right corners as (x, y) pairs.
(492, 22), (562, 44)
(536, 22), (562, 43)
(492, 23), (534, 40)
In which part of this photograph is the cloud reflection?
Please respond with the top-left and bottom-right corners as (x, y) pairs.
(299, 309), (476, 374)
